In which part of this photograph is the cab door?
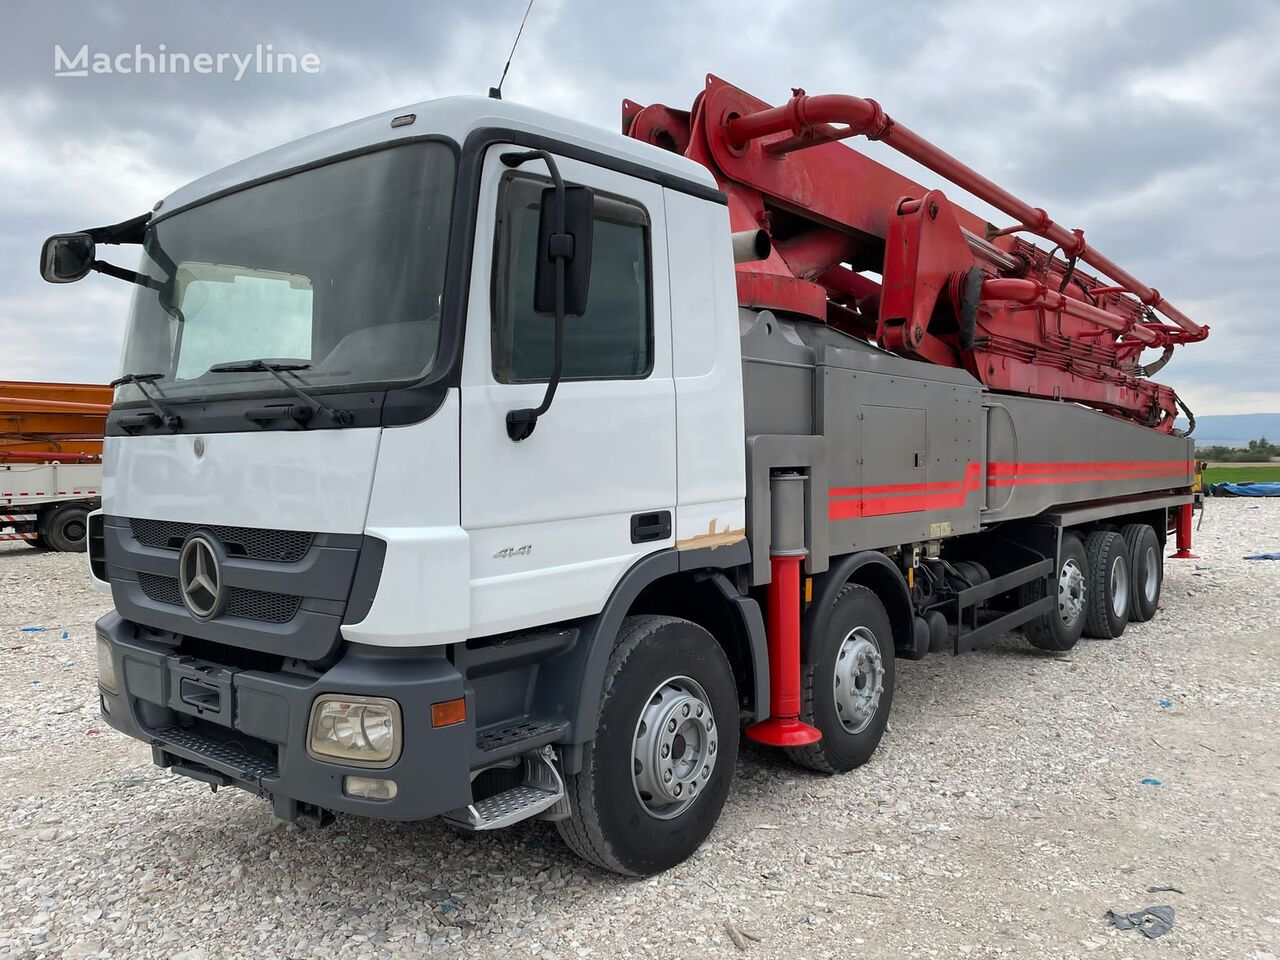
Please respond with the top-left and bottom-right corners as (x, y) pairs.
(460, 145), (676, 638)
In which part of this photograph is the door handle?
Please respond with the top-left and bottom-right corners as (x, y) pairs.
(630, 511), (672, 544)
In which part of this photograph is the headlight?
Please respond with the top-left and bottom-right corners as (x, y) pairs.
(307, 695), (401, 767)
(97, 638), (118, 694)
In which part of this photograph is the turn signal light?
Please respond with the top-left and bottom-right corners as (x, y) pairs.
(431, 698), (466, 728)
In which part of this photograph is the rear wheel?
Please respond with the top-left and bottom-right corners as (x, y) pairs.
(1084, 530), (1129, 638)
(1024, 532), (1088, 652)
(556, 615), (738, 876)
(1121, 523), (1162, 622)
(786, 583), (896, 774)
(40, 504), (89, 553)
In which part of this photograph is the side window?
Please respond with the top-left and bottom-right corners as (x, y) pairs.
(492, 172), (652, 383)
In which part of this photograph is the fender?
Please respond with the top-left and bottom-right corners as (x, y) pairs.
(547, 542), (767, 763)
(805, 550), (913, 655)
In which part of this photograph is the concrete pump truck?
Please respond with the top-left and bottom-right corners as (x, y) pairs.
(41, 78), (1203, 875)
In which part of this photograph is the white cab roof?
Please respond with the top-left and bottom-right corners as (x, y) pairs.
(158, 96), (718, 215)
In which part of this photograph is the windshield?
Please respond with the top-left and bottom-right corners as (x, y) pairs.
(116, 140), (455, 405)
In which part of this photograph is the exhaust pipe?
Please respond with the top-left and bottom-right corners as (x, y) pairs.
(732, 229), (771, 264)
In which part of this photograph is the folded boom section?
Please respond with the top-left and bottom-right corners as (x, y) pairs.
(622, 76), (1204, 432)
(0, 381), (111, 463)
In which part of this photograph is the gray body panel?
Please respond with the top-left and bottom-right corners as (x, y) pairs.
(741, 311), (1192, 581)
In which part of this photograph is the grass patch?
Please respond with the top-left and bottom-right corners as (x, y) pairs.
(1204, 464), (1280, 486)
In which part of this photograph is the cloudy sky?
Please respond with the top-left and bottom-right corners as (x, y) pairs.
(3, 0), (1276, 415)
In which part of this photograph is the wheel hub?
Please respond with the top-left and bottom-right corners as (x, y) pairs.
(1058, 558), (1085, 627)
(1110, 555), (1129, 619)
(832, 627), (884, 735)
(1143, 545), (1159, 603)
(632, 676), (717, 819)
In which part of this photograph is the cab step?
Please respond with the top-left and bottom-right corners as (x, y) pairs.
(445, 747), (568, 831)
(475, 717), (568, 763)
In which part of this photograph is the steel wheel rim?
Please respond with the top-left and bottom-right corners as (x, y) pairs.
(832, 626), (884, 735)
(1110, 555), (1129, 619)
(1059, 558), (1085, 627)
(1143, 546), (1159, 603)
(631, 675), (717, 820)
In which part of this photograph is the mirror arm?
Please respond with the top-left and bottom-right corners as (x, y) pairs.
(85, 212), (152, 246)
(91, 259), (163, 290)
(500, 149), (568, 442)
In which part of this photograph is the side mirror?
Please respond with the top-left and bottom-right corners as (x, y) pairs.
(40, 233), (96, 283)
(533, 185), (594, 317)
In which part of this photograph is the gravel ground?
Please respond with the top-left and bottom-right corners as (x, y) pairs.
(2, 499), (1278, 960)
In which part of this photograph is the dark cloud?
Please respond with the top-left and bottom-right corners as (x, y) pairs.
(1, 0), (1276, 414)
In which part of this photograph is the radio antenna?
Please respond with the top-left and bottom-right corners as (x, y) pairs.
(489, 0), (536, 100)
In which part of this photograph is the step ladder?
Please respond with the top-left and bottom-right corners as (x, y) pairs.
(444, 746), (569, 831)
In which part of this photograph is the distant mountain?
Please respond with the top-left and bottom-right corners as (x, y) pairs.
(1181, 413), (1280, 448)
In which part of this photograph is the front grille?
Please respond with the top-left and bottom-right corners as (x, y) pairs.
(130, 518), (313, 562)
(138, 571), (183, 606)
(137, 572), (302, 624)
(225, 588), (301, 624)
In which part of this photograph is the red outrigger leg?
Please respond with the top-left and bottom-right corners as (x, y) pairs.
(1169, 502), (1198, 560)
(746, 554), (822, 747)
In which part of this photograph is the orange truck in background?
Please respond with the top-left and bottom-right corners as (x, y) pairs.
(0, 381), (109, 551)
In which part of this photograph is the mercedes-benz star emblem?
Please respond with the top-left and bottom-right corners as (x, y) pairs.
(179, 534), (224, 620)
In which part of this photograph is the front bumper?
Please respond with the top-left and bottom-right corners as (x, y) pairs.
(96, 612), (474, 821)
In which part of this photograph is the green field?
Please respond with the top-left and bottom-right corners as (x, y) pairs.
(1203, 463), (1280, 486)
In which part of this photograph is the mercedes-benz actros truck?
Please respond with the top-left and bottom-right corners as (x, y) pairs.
(41, 79), (1200, 875)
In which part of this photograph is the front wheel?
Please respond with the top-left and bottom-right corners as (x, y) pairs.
(786, 583), (896, 774)
(556, 615), (738, 876)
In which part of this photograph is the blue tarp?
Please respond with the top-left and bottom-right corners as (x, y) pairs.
(1210, 481), (1280, 497)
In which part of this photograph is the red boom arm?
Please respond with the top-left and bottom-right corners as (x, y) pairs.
(623, 76), (1205, 432)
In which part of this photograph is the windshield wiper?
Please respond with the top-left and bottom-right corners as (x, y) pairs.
(209, 359), (351, 426)
(108, 372), (182, 430)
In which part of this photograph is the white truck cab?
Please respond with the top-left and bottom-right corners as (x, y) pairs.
(74, 97), (757, 875)
(100, 97), (746, 643)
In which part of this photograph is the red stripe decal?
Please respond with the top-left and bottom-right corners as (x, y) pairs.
(988, 468), (1189, 487)
(829, 463), (983, 520)
(987, 459), (1192, 478)
(830, 477), (969, 498)
(829, 459), (1192, 520)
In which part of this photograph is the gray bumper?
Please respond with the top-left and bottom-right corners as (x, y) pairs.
(96, 612), (474, 821)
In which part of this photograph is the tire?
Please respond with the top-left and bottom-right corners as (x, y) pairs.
(40, 504), (90, 553)
(785, 584), (896, 774)
(1024, 532), (1088, 652)
(1121, 523), (1162, 622)
(556, 615), (738, 876)
(1083, 530), (1129, 639)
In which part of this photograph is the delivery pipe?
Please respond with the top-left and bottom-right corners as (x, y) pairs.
(980, 278), (1160, 344)
(725, 93), (1205, 339)
(732, 229), (772, 264)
